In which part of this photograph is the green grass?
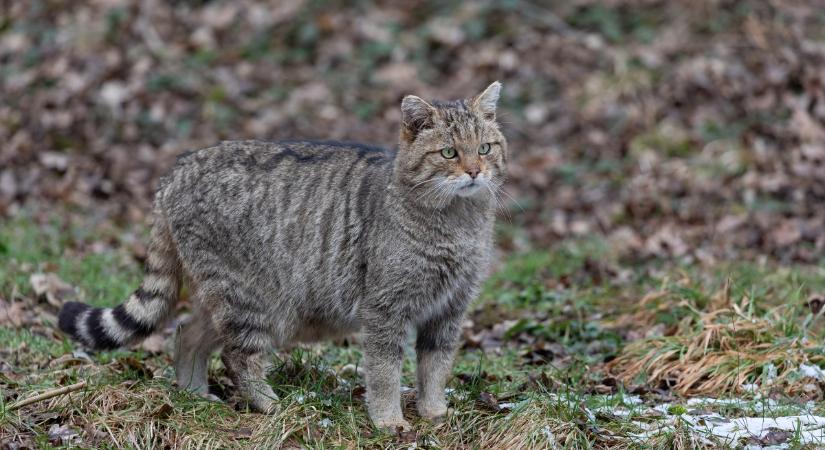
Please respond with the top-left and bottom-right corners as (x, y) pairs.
(0, 212), (142, 308)
(2, 213), (825, 449)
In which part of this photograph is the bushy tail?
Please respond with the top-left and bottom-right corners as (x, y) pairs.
(58, 217), (181, 350)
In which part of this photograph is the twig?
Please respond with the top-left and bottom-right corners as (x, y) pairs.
(7, 381), (87, 411)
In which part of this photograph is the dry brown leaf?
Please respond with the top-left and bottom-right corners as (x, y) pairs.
(29, 273), (76, 308)
(0, 299), (27, 328)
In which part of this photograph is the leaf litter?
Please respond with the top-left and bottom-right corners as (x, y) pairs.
(3, 1), (825, 448)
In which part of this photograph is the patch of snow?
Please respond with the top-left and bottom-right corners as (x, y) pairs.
(741, 383), (759, 393)
(621, 394), (643, 405)
(318, 418), (333, 428)
(685, 397), (779, 413)
(799, 364), (825, 381)
(752, 398), (780, 413)
(692, 415), (825, 444)
(653, 403), (672, 415)
(764, 363), (778, 382)
(541, 425), (557, 446)
(631, 412), (825, 446)
(594, 406), (633, 417)
(687, 397), (746, 407)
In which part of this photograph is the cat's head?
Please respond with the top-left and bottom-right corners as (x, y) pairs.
(395, 82), (507, 206)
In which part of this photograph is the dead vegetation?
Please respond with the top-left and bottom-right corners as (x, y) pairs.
(2, 0), (825, 261)
(3, 0), (825, 448)
(609, 277), (825, 398)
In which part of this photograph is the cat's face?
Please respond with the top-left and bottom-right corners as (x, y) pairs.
(396, 82), (507, 206)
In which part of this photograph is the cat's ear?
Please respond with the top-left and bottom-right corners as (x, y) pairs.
(470, 81), (501, 121)
(401, 95), (436, 143)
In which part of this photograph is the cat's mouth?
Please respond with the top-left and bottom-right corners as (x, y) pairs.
(456, 180), (484, 197)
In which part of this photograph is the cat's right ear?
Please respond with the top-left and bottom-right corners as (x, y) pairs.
(400, 95), (436, 143)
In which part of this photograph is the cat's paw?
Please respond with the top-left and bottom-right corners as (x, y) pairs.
(237, 393), (280, 414)
(253, 398), (280, 415)
(418, 403), (449, 423)
(373, 417), (412, 433)
(199, 392), (223, 403)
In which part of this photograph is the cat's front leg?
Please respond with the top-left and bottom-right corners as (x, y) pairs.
(415, 311), (462, 423)
(362, 322), (411, 431)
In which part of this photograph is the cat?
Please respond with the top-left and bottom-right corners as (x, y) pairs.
(58, 82), (507, 431)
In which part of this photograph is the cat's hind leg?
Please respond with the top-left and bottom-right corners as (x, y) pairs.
(174, 301), (222, 396)
(210, 282), (279, 414)
(221, 346), (278, 413)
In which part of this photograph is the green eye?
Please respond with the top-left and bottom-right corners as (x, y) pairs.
(440, 147), (457, 159)
(478, 143), (492, 155)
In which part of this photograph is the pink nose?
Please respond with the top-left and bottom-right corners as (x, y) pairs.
(466, 168), (480, 179)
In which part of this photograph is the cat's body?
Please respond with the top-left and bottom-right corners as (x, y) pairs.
(58, 83), (506, 430)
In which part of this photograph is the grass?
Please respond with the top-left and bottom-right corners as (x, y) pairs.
(2, 212), (825, 448)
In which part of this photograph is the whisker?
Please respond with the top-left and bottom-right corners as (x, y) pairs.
(416, 178), (446, 203)
(494, 185), (525, 212)
(485, 183), (512, 224)
(406, 177), (441, 196)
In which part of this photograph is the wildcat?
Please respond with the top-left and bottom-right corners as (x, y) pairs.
(58, 82), (506, 430)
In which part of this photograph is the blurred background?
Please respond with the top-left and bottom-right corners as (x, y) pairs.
(5, 2), (825, 446)
(2, 0), (825, 263)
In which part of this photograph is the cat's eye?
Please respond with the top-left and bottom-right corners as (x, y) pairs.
(478, 143), (492, 155)
(440, 147), (457, 159)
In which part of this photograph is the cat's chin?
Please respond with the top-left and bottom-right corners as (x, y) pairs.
(455, 182), (485, 198)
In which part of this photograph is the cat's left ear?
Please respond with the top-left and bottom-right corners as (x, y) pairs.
(470, 81), (501, 121)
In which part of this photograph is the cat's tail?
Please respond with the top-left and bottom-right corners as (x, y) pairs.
(58, 216), (181, 350)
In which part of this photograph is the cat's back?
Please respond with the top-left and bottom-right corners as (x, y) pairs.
(165, 139), (390, 186)
(158, 139), (394, 268)
(159, 139), (393, 211)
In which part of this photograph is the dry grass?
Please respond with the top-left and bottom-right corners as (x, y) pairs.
(608, 277), (825, 396)
(3, 379), (588, 449)
(4, 213), (825, 448)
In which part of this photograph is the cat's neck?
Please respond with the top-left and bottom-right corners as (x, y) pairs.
(384, 182), (495, 228)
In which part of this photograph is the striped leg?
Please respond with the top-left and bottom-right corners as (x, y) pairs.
(363, 322), (411, 431)
(416, 314), (462, 422)
(203, 280), (278, 413)
(221, 346), (277, 413)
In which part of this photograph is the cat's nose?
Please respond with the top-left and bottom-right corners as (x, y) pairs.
(466, 168), (480, 179)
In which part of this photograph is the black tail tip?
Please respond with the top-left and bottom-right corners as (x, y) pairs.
(58, 301), (90, 338)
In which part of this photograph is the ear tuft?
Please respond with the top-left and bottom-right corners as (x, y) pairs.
(400, 95), (436, 143)
(472, 81), (501, 120)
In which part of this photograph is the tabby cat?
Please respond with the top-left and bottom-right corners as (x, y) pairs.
(58, 82), (506, 430)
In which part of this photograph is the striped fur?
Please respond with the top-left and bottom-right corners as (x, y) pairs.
(56, 82), (507, 430)
(58, 214), (181, 349)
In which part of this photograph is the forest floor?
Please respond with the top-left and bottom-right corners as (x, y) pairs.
(2, 209), (825, 449)
(3, 0), (825, 448)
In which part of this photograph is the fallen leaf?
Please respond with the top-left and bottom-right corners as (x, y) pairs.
(48, 424), (80, 446)
(749, 428), (792, 446)
(395, 428), (417, 444)
(232, 428), (253, 440)
(30, 273), (77, 307)
(478, 391), (500, 412)
(0, 299), (27, 328)
(808, 294), (824, 315)
(115, 356), (152, 379)
(151, 403), (174, 419)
